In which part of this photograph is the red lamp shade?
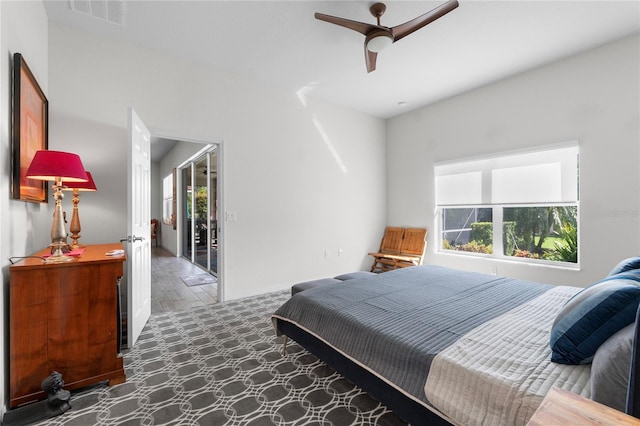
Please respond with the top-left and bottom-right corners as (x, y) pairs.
(25, 150), (88, 183)
(63, 171), (97, 191)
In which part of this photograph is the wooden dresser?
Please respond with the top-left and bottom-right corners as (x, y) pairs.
(9, 243), (126, 408)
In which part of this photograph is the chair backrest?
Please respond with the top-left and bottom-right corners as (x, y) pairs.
(400, 228), (428, 256)
(151, 219), (159, 237)
(379, 227), (404, 253)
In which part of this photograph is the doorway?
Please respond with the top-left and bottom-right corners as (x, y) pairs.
(181, 147), (218, 276)
(151, 134), (224, 305)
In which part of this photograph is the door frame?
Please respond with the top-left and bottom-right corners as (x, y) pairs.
(152, 130), (225, 303)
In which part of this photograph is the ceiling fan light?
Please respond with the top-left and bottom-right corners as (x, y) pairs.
(366, 34), (393, 52)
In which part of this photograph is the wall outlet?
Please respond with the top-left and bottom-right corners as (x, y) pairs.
(225, 211), (237, 222)
(325, 249), (331, 260)
(490, 267), (498, 276)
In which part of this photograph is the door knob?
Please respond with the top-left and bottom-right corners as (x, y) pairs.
(120, 236), (145, 243)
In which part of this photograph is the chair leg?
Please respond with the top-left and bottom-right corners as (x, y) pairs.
(371, 259), (386, 273)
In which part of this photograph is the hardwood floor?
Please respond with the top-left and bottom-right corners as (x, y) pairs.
(151, 246), (218, 314)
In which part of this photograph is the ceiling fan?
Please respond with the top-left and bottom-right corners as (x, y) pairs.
(315, 0), (459, 73)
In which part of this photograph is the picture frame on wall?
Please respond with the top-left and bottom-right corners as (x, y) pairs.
(12, 52), (49, 203)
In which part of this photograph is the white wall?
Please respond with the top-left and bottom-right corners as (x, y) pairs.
(0, 0), (50, 418)
(47, 24), (387, 300)
(387, 34), (640, 287)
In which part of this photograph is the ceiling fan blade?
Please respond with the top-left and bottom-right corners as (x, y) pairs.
(391, 0), (459, 43)
(315, 12), (380, 36)
(365, 45), (377, 73)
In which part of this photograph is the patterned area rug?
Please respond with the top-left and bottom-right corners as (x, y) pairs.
(34, 290), (407, 425)
(181, 274), (217, 286)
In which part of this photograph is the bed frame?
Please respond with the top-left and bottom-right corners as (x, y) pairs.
(277, 321), (452, 425)
(278, 305), (640, 425)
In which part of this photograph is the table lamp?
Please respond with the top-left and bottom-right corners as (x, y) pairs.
(25, 150), (88, 263)
(63, 171), (97, 249)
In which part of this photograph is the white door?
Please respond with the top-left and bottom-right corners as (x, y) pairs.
(126, 107), (151, 347)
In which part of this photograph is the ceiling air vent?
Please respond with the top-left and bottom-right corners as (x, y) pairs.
(68, 0), (126, 26)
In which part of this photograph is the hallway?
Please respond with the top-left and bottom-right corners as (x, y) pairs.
(150, 246), (218, 314)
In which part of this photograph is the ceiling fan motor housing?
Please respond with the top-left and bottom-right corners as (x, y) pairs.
(366, 30), (394, 52)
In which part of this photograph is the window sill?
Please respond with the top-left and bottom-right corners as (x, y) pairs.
(436, 250), (581, 272)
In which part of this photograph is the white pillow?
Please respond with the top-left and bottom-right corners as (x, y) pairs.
(591, 323), (634, 411)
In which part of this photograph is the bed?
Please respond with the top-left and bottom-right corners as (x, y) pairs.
(272, 261), (640, 425)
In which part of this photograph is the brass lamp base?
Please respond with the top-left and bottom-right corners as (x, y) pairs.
(44, 255), (74, 264)
(44, 243), (74, 264)
(45, 183), (74, 264)
(44, 241), (74, 263)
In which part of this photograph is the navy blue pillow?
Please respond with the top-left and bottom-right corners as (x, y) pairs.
(550, 270), (640, 365)
(608, 257), (640, 276)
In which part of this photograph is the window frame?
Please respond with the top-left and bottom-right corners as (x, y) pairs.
(434, 143), (580, 268)
(437, 203), (580, 267)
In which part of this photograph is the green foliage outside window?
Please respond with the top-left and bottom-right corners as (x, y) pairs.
(442, 206), (577, 263)
(504, 206), (577, 263)
(186, 187), (209, 223)
(194, 186), (208, 220)
(549, 222), (578, 263)
(502, 221), (516, 257)
(471, 222), (492, 246)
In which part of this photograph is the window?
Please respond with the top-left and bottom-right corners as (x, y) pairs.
(162, 173), (174, 225)
(435, 143), (579, 265)
(442, 207), (493, 254)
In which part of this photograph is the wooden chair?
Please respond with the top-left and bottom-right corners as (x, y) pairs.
(393, 227), (428, 268)
(369, 227), (428, 273)
(368, 227), (404, 270)
(368, 227), (405, 273)
(151, 218), (159, 246)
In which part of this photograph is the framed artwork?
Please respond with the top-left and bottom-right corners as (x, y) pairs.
(12, 52), (49, 203)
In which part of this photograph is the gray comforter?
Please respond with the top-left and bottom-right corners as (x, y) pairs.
(272, 265), (551, 404)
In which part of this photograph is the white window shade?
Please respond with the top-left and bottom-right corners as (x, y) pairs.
(435, 143), (578, 206)
(162, 174), (174, 225)
(163, 174), (173, 198)
(492, 163), (562, 203)
(435, 172), (483, 205)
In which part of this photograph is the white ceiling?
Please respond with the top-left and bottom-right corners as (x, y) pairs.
(44, 0), (639, 121)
